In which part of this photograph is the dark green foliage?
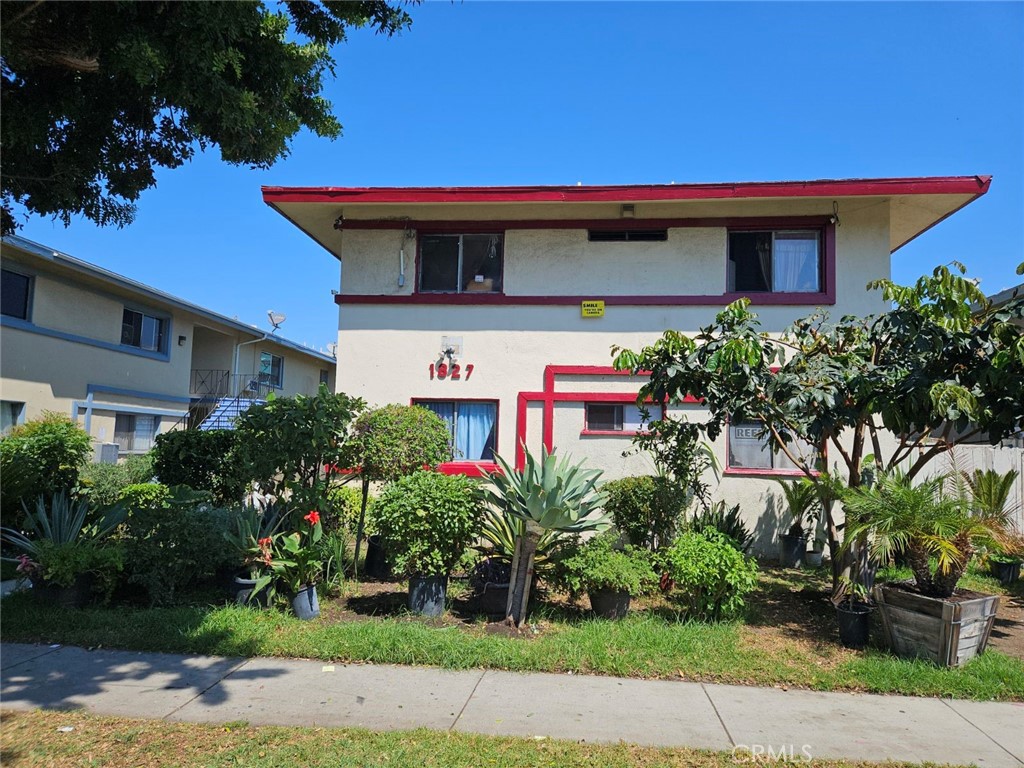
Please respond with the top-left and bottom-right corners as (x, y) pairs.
(152, 430), (242, 505)
(0, 412), (92, 527)
(625, 417), (715, 511)
(689, 500), (753, 553)
(79, 454), (155, 507)
(658, 530), (759, 621)
(233, 384), (365, 514)
(552, 532), (657, 598)
(1, 1), (413, 233)
(124, 495), (235, 606)
(374, 472), (483, 578)
(32, 540), (124, 601)
(603, 475), (689, 551)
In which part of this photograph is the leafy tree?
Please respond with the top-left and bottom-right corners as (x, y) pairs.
(0, 0), (413, 233)
(152, 429), (242, 505)
(613, 263), (1024, 596)
(233, 384), (365, 518)
(340, 404), (451, 577)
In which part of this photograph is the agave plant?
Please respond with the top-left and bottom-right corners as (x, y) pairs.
(222, 503), (286, 579)
(482, 447), (609, 626)
(1, 491), (125, 560)
(842, 472), (1007, 598)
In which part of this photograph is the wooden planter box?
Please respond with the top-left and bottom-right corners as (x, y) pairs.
(873, 582), (1000, 667)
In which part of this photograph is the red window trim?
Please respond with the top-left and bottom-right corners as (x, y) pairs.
(411, 397), (499, 472)
(416, 230), (506, 297)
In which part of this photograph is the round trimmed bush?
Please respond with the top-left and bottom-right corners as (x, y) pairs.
(374, 471), (482, 578)
(659, 529), (758, 621)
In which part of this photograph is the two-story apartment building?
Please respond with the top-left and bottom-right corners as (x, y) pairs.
(262, 176), (990, 543)
(0, 235), (335, 455)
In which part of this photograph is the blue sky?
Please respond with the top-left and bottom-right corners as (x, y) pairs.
(14, 1), (1023, 349)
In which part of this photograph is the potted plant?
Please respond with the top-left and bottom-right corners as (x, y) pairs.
(835, 579), (871, 649)
(843, 472), (1006, 667)
(988, 549), (1022, 586)
(259, 510), (325, 620)
(553, 532), (656, 619)
(469, 555), (514, 615)
(2, 491), (125, 607)
(806, 534), (827, 568)
(776, 478), (819, 568)
(962, 468), (1021, 587)
(374, 471), (483, 617)
(223, 504), (284, 605)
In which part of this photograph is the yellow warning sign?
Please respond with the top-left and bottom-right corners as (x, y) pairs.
(581, 300), (605, 318)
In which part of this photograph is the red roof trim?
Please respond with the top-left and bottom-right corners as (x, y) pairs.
(262, 176), (990, 205)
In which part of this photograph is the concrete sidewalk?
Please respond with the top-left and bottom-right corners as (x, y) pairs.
(1, 643), (1021, 766)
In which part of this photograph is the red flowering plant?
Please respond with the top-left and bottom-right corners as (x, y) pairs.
(254, 511), (325, 597)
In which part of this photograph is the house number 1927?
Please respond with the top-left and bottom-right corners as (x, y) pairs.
(429, 362), (473, 380)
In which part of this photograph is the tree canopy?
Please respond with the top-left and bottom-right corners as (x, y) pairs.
(0, 1), (413, 233)
(613, 263), (1024, 591)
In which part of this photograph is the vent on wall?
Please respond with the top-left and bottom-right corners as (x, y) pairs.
(588, 229), (668, 242)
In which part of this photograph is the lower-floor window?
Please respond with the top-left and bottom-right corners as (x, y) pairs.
(1, 401), (24, 435)
(584, 403), (648, 433)
(727, 419), (818, 472)
(114, 413), (158, 453)
(415, 400), (497, 462)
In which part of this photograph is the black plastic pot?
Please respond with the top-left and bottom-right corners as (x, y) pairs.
(364, 535), (390, 579)
(990, 559), (1022, 586)
(475, 582), (511, 616)
(32, 574), (94, 608)
(589, 589), (631, 619)
(836, 602), (871, 649)
(233, 574), (270, 607)
(409, 575), (448, 617)
(779, 534), (807, 568)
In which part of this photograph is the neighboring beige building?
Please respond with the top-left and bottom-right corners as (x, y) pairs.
(262, 175), (991, 549)
(1, 235), (335, 455)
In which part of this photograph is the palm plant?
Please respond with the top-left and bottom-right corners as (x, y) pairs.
(962, 468), (1019, 522)
(482, 447), (609, 626)
(1, 491), (125, 560)
(842, 472), (1007, 598)
(777, 478), (820, 538)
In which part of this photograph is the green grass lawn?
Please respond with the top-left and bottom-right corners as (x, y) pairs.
(0, 709), (945, 768)
(2, 566), (1022, 702)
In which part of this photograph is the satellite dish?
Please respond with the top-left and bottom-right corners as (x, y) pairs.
(267, 310), (286, 332)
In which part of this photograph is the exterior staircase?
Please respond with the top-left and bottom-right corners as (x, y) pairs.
(169, 369), (274, 432)
(198, 394), (266, 431)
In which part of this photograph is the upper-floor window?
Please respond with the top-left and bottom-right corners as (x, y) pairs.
(727, 230), (821, 293)
(420, 234), (503, 293)
(121, 307), (165, 351)
(1, 268), (32, 320)
(259, 351), (284, 389)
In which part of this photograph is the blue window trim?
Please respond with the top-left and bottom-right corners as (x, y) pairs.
(87, 384), (191, 404)
(0, 315), (172, 361)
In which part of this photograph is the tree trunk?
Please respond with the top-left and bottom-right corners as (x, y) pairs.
(505, 523), (540, 627)
(352, 479), (370, 579)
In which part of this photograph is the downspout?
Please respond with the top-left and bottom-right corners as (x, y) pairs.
(233, 334), (268, 395)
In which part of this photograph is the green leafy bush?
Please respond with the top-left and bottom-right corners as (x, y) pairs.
(123, 490), (234, 604)
(32, 540), (124, 601)
(343, 404), (452, 482)
(79, 454), (155, 506)
(0, 412), (92, 526)
(118, 483), (171, 514)
(374, 471), (483, 578)
(659, 529), (758, 621)
(689, 500), (753, 553)
(153, 430), (243, 504)
(603, 475), (689, 550)
(553, 532), (656, 598)
(324, 484), (373, 533)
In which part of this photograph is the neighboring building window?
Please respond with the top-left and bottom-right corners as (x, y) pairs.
(584, 403), (648, 434)
(419, 234), (503, 293)
(588, 229), (668, 242)
(727, 420), (818, 473)
(1, 269), (32, 319)
(727, 230), (821, 293)
(415, 400), (497, 461)
(121, 307), (166, 351)
(1, 401), (25, 434)
(259, 352), (284, 389)
(114, 414), (158, 453)
(319, 369), (330, 386)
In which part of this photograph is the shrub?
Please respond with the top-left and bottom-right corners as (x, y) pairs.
(0, 412), (92, 526)
(553, 532), (657, 599)
(324, 484), (373, 533)
(689, 500), (753, 553)
(123, 489), (233, 604)
(80, 454), (155, 507)
(659, 529), (758, 621)
(374, 471), (483, 578)
(314, 528), (349, 595)
(603, 475), (689, 550)
(118, 483), (171, 514)
(152, 430), (243, 504)
(32, 540), (124, 601)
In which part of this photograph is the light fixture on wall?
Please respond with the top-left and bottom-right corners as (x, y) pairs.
(620, 204), (635, 219)
(177, 335), (187, 346)
(829, 200), (841, 227)
(333, 212), (344, 230)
